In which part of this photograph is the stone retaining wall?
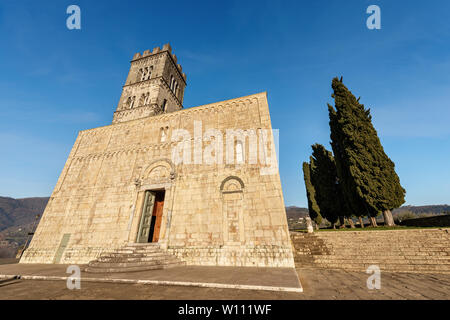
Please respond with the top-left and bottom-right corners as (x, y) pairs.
(291, 228), (450, 273)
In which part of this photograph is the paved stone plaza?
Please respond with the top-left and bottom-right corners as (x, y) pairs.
(0, 265), (448, 300)
(0, 263), (302, 292)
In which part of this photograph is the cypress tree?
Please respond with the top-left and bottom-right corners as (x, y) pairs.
(302, 162), (322, 226)
(302, 144), (349, 228)
(309, 144), (343, 227)
(328, 77), (406, 226)
(329, 105), (368, 225)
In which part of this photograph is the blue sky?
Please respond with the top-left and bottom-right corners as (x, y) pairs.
(0, 0), (449, 206)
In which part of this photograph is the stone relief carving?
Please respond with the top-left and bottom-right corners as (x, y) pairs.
(141, 158), (176, 185)
(220, 176), (245, 193)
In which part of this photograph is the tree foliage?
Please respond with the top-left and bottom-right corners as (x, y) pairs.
(302, 162), (322, 225)
(302, 144), (348, 225)
(328, 77), (406, 217)
(309, 144), (343, 224)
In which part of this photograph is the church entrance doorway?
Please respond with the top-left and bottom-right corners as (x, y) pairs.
(136, 190), (165, 243)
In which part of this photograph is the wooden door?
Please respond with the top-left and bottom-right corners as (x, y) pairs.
(137, 191), (156, 243)
(152, 195), (164, 242)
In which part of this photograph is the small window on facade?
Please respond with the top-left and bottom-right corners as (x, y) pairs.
(161, 99), (167, 112)
(138, 94), (145, 107)
(141, 67), (149, 81)
(160, 127), (169, 143)
(147, 66), (153, 80)
(175, 82), (180, 97)
(160, 127), (167, 142)
(129, 96), (136, 109)
(125, 96), (133, 109)
(144, 92), (150, 105)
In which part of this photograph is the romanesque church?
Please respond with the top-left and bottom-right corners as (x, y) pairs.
(20, 44), (294, 270)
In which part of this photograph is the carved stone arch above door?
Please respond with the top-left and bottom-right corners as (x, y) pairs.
(141, 158), (176, 186)
(220, 176), (245, 193)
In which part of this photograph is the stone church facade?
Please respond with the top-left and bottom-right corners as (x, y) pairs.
(20, 44), (295, 268)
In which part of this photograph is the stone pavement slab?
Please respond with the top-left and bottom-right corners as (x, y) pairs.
(0, 266), (449, 299)
(0, 263), (302, 293)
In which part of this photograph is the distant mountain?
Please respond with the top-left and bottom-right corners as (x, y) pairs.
(392, 205), (450, 215)
(0, 196), (49, 257)
(285, 206), (309, 219)
(0, 197), (48, 233)
(285, 204), (450, 219)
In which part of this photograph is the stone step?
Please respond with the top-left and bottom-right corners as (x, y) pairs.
(294, 261), (450, 268)
(304, 232), (449, 235)
(296, 251), (449, 256)
(97, 255), (174, 263)
(292, 234), (449, 238)
(297, 245), (438, 249)
(293, 240), (449, 244)
(292, 238), (449, 244)
(98, 252), (172, 258)
(294, 248), (450, 254)
(110, 248), (163, 254)
(293, 235), (449, 239)
(302, 264), (450, 273)
(123, 245), (162, 249)
(84, 261), (184, 274)
(309, 229), (449, 233)
(293, 245), (449, 252)
(85, 243), (185, 273)
(310, 257), (450, 265)
(295, 258), (450, 266)
(296, 255), (450, 261)
(295, 252), (450, 258)
(89, 257), (181, 268)
(100, 249), (166, 255)
(292, 231), (450, 238)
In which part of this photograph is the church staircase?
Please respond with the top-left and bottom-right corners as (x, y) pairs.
(85, 243), (185, 273)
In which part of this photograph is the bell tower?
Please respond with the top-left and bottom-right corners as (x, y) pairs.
(112, 43), (187, 124)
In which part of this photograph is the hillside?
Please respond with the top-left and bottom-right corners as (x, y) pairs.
(392, 205), (450, 215)
(286, 204), (450, 218)
(0, 197), (48, 232)
(285, 204), (450, 229)
(285, 206), (309, 219)
(0, 197), (48, 257)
